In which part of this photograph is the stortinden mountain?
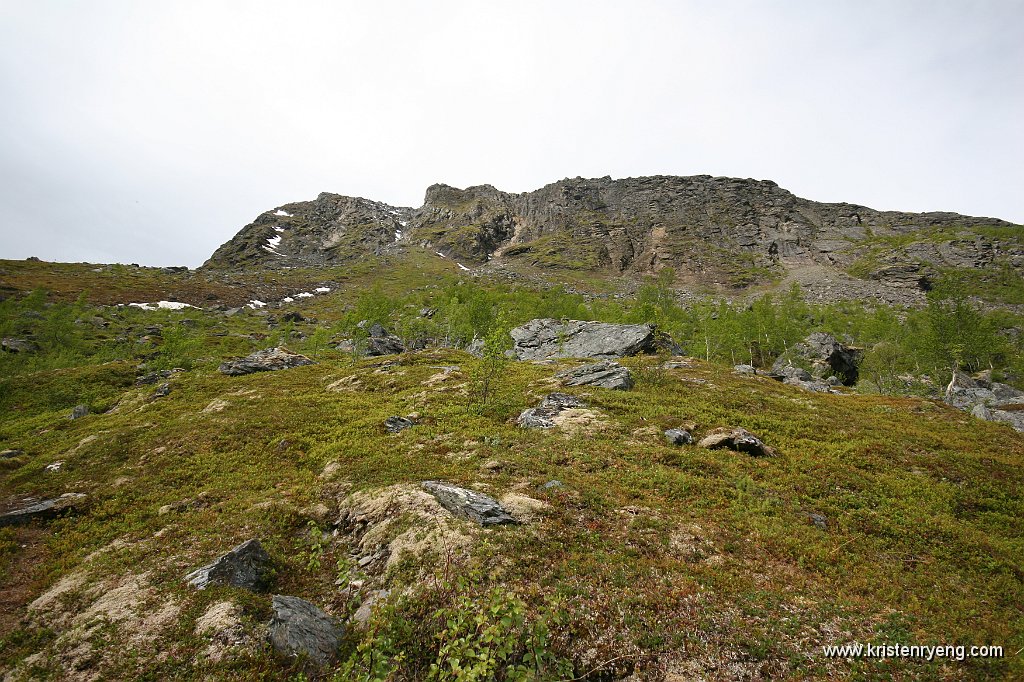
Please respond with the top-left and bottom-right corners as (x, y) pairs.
(1, 175), (1022, 680)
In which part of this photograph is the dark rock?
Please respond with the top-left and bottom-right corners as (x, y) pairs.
(218, 347), (315, 375)
(808, 513), (828, 530)
(136, 369), (179, 386)
(151, 383), (171, 398)
(1, 338), (40, 353)
(384, 416), (414, 433)
(422, 481), (517, 526)
(0, 493), (87, 527)
(367, 323), (388, 338)
(365, 334), (405, 356)
(267, 595), (344, 669)
(281, 311), (305, 323)
(184, 538), (274, 592)
(1, 449), (24, 459)
(665, 428), (693, 445)
(466, 337), (485, 357)
(556, 360), (634, 390)
(697, 427), (777, 457)
(772, 332), (861, 385)
(70, 404), (89, 420)
(510, 319), (679, 361)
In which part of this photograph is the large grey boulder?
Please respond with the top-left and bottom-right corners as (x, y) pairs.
(556, 360), (634, 390)
(772, 332), (861, 385)
(268, 595), (345, 669)
(365, 323), (406, 356)
(0, 493), (86, 527)
(218, 347), (314, 375)
(421, 481), (516, 526)
(1, 338), (39, 353)
(510, 319), (680, 361)
(948, 369), (1024, 431)
(185, 539), (274, 591)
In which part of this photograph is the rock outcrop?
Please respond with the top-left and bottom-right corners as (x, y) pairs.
(267, 595), (345, 669)
(697, 427), (777, 457)
(556, 360), (634, 389)
(772, 332), (861, 386)
(0, 493), (87, 527)
(947, 369), (1024, 432)
(185, 539), (274, 592)
(421, 481), (516, 526)
(517, 393), (587, 429)
(218, 347), (315, 376)
(510, 319), (678, 361)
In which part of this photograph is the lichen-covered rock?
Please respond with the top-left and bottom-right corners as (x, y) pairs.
(185, 539), (274, 592)
(1, 337), (39, 353)
(510, 319), (679, 361)
(772, 332), (861, 385)
(218, 347), (314, 375)
(384, 416), (415, 433)
(267, 595), (344, 669)
(421, 481), (516, 526)
(365, 323), (406, 356)
(557, 360), (634, 390)
(697, 427), (777, 457)
(70, 404), (90, 419)
(516, 393), (586, 429)
(665, 428), (693, 445)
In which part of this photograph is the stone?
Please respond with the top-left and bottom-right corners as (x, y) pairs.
(540, 480), (564, 490)
(70, 404), (89, 419)
(281, 311), (305, 323)
(152, 383), (171, 398)
(772, 332), (861, 385)
(1, 338), (39, 353)
(218, 347), (315, 375)
(422, 481), (516, 526)
(556, 360), (634, 390)
(384, 416), (414, 433)
(733, 364), (757, 375)
(665, 428), (693, 445)
(352, 589), (390, 625)
(0, 493), (87, 527)
(184, 539), (274, 592)
(136, 369), (178, 386)
(510, 319), (680, 361)
(267, 595), (344, 669)
(697, 427), (777, 457)
(1, 449), (24, 459)
(808, 513), (828, 530)
(365, 334), (405, 356)
(516, 393), (586, 429)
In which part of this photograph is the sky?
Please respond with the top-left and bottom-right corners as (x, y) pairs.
(1, 1), (1022, 267)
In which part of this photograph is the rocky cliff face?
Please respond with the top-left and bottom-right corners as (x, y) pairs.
(203, 175), (1020, 294)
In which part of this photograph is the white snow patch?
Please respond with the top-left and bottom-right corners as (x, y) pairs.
(457, 263), (470, 271)
(274, 226), (285, 233)
(282, 297), (294, 303)
(394, 230), (403, 242)
(249, 300), (267, 308)
(266, 236), (282, 249)
(274, 209), (292, 217)
(315, 287), (331, 293)
(436, 252), (446, 258)
(296, 292), (314, 298)
(45, 461), (64, 472)
(127, 301), (195, 311)
(399, 220), (408, 227)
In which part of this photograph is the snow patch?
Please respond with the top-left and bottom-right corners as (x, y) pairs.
(282, 297), (294, 303)
(296, 292), (314, 298)
(457, 263), (470, 271)
(436, 252), (446, 258)
(274, 226), (285, 233)
(127, 301), (195, 311)
(315, 287), (331, 293)
(266, 236), (282, 249)
(274, 209), (292, 217)
(394, 230), (403, 242)
(249, 300), (267, 309)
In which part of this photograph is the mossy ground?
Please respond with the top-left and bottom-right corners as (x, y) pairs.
(0, 261), (1022, 680)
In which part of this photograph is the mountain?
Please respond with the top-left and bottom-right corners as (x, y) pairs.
(203, 175), (1021, 299)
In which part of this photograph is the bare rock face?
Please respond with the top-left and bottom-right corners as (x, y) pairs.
(365, 323), (406, 356)
(0, 493), (87, 527)
(185, 539), (274, 592)
(697, 427), (777, 457)
(511, 319), (679, 361)
(218, 347), (315, 376)
(772, 332), (861, 386)
(421, 481), (516, 526)
(517, 393), (587, 429)
(949, 369), (1024, 432)
(556, 360), (634, 389)
(267, 595), (345, 669)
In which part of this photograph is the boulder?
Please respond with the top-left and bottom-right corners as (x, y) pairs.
(0, 493), (86, 527)
(697, 427), (777, 457)
(218, 347), (315, 375)
(510, 319), (680, 361)
(359, 323), (406, 356)
(516, 393), (586, 429)
(1, 338), (39, 353)
(421, 481), (516, 526)
(184, 539), (274, 592)
(665, 428), (693, 445)
(281, 311), (305, 323)
(267, 595), (345, 669)
(151, 383), (171, 398)
(772, 332), (861, 385)
(947, 368), (1024, 431)
(70, 404), (90, 419)
(1, 449), (24, 459)
(733, 364), (757, 375)
(556, 360), (634, 390)
(384, 416), (414, 433)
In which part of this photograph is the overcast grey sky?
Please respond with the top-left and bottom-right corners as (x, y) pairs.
(1, 1), (1022, 267)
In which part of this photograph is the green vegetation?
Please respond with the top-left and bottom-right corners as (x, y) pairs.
(0, 260), (1022, 679)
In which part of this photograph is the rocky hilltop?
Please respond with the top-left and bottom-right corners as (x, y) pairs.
(203, 175), (1021, 295)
